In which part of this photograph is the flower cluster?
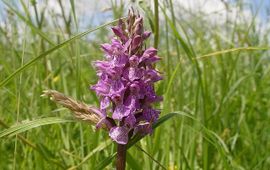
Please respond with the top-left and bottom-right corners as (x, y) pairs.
(91, 11), (162, 144)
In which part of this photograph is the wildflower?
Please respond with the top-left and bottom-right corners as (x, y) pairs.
(91, 11), (162, 145)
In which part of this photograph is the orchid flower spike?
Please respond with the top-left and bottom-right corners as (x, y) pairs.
(91, 10), (163, 145)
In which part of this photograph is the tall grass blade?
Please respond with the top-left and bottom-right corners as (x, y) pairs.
(0, 117), (75, 138)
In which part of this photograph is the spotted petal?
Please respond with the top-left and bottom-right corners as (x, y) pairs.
(109, 126), (130, 144)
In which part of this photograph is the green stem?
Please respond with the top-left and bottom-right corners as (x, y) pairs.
(154, 0), (159, 49)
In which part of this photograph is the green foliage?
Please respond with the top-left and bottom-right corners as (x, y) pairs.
(0, 0), (270, 169)
(0, 117), (75, 138)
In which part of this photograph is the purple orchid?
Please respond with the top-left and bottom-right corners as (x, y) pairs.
(91, 11), (162, 145)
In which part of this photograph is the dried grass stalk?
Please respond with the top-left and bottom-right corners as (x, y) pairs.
(42, 90), (101, 124)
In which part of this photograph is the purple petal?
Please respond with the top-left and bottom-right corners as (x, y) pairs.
(100, 96), (110, 109)
(110, 79), (125, 94)
(111, 27), (128, 42)
(129, 55), (139, 67)
(101, 43), (112, 54)
(93, 61), (123, 79)
(109, 126), (129, 144)
(143, 85), (163, 104)
(124, 114), (136, 128)
(110, 67), (123, 79)
(139, 48), (159, 64)
(144, 69), (162, 83)
(132, 35), (142, 50)
(111, 39), (123, 49)
(142, 108), (160, 122)
(93, 60), (111, 71)
(144, 47), (158, 57)
(142, 31), (151, 39)
(96, 117), (116, 130)
(124, 95), (139, 111)
(123, 67), (143, 82)
(112, 54), (128, 68)
(148, 55), (161, 63)
(135, 23), (143, 35)
(99, 73), (111, 83)
(91, 80), (110, 96)
(123, 38), (132, 52)
(140, 56), (161, 65)
(112, 104), (131, 120)
(145, 95), (163, 104)
(111, 94), (123, 104)
(129, 81), (140, 95)
(111, 27), (123, 38)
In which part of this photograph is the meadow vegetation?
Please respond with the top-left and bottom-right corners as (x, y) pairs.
(0, 0), (269, 169)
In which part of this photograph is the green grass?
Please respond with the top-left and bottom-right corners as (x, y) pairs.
(0, 0), (270, 169)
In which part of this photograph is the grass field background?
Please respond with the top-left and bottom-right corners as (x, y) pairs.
(0, 0), (270, 169)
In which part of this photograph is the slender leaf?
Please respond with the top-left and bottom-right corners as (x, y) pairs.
(0, 117), (75, 138)
(197, 46), (270, 60)
(95, 153), (117, 170)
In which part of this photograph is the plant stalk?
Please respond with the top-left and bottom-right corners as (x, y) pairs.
(154, 0), (159, 49)
(116, 144), (126, 170)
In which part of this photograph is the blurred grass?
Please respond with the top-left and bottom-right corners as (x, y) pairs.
(0, 0), (270, 169)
